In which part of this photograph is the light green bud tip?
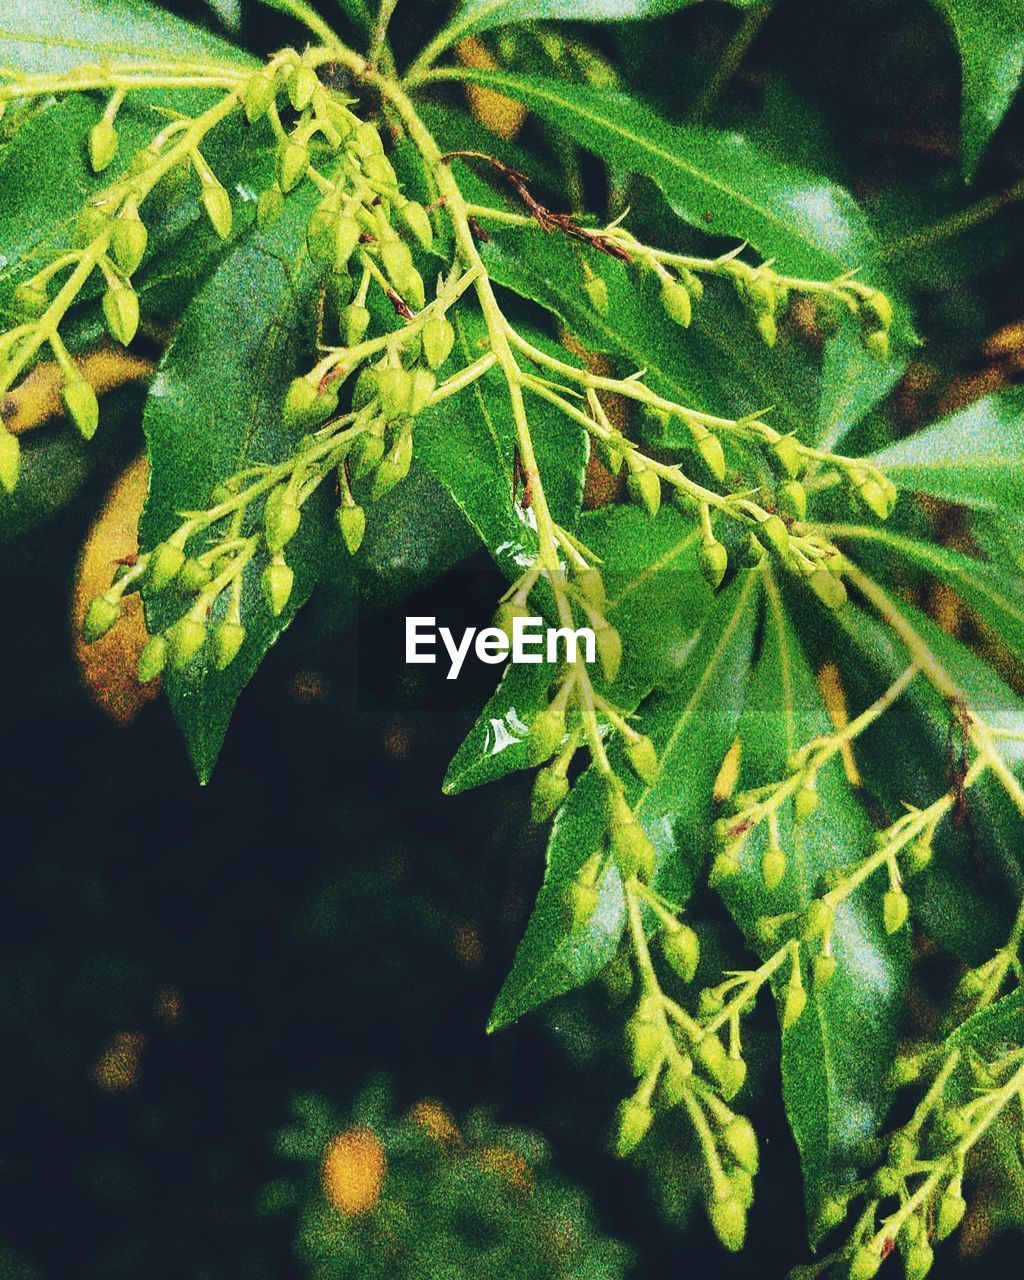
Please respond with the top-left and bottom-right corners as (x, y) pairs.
(762, 845), (787, 891)
(698, 538), (729, 591)
(137, 634), (168, 684)
(783, 983), (807, 1029)
(596, 623), (622, 682)
(262, 561), (294, 617)
(528, 705), (565, 765)
(277, 138), (309, 193)
(168, 616), (207, 670)
(337, 503), (366, 555)
(759, 513), (790, 556)
(89, 120), (119, 174)
(611, 815), (655, 883)
(779, 479), (807, 521)
(723, 1115), (759, 1174)
(627, 467), (662, 517)
(708, 1193), (747, 1252)
(265, 494), (301, 553)
(615, 1097), (653, 1157)
(849, 1246), (882, 1280)
(0, 430), (20, 495)
(661, 924), (700, 982)
(813, 953), (837, 988)
(883, 887), (909, 934)
(102, 283), (140, 347)
(112, 211), (148, 277)
(905, 1242), (934, 1280)
(289, 64), (319, 112)
(63, 375), (100, 441)
(148, 541), (186, 592)
(696, 431), (727, 482)
(243, 70), (276, 123)
(808, 566), (847, 611)
(422, 315), (456, 370)
(83, 593), (121, 643)
(398, 200), (434, 251)
(532, 765), (569, 823)
(342, 304), (371, 348)
(661, 280), (692, 329)
(202, 184), (233, 241)
(936, 1192), (966, 1240)
(212, 620), (246, 671)
(625, 734), (659, 784)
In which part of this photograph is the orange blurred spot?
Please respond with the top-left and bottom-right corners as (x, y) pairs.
(93, 1032), (145, 1092)
(322, 1128), (386, 1217)
(817, 661), (862, 787)
(408, 1099), (460, 1146)
(454, 923), (483, 967)
(457, 37), (527, 140)
(290, 669), (326, 703)
(479, 1145), (533, 1193)
(155, 987), (182, 1025)
(713, 737), (742, 804)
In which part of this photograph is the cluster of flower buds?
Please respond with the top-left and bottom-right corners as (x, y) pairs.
(723, 259), (787, 347)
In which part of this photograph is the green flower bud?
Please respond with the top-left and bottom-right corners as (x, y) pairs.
(801, 900), (834, 940)
(62, 374), (100, 440)
(337, 503), (366, 555)
(13, 280), (47, 317)
(627, 466), (661, 517)
(407, 368), (436, 417)
(202, 183), (233, 240)
(869, 1166), (901, 1198)
(88, 120), (119, 173)
(371, 432), (414, 500)
(661, 924), (700, 982)
(855, 474), (896, 521)
(264, 493), (301, 552)
(397, 200), (433, 250)
(863, 329), (890, 363)
(625, 734), (658, 784)
(112, 206), (148, 276)
(709, 851), (741, 884)
(168, 616), (207, 670)
(243, 70), (276, 123)
(576, 567), (606, 607)
(528, 705), (565, 765)
(904, 831), (933, 877)
(83, 592), (121, 643)
(212, 620), (246, 670)
(883, 887), (909, 934)
(906, 1242), (933, 1280)
(756, 313), (777, 346)
(762, 845), (787, 891)
(288, 63), (319, 111)
(177, 557), (213, 595)
(783, 982), (807, 1029)
(888, 1132), (916, 1171)
(585, 273), (609, 315)
(283, 377), (319, 429)
(257, 185), (285, 229)
(262, 561), (294, 616)
(148, 541), (186, 592)
(137, 634), (167, 684)
(759, 513), (790, 557)
(808, 566), (847, 611)
(697, 538), (729, 591)
(849, 1246), (882, 1280)
(722, 1115), (759, 1174)
(861, 290), (893, 333)
(628, 1012), (663, 1078)
(936, 1192), (966, 1240)
(795, 777), (818, 822)
(661, 280), (692, 329)
(532, 764), (569, 823)
(696, 430), (727, 482)
(422, 315), (456, 369)
(773, 434), (803, 479)
(565, 877), (600, 930)
(376, 367), (411, 420)
(813, 953), (837, 988)
(353, 121), (384, 159)
(731, 1168), (754, 1209)
(277, 138), (309, 193)
(363, 152), (397, 189)
(816, 1192), (848, 1235)
(615, 1097), (653, 1157)
(611, 817), (656, 883)
(0, 429), (20, 494)
(779, 479), (807, 521)
(102, 282), (139, 346)
(708, 1193), (747, 1252)
(740, 533), (765, 569)
(660, 1057), (693, 1107)
(350, 430), (385, 479)
(698, 1035), (745, 1097)
(595, 623), (622, 682)
(592, 432), (626, 476)
(381, 239), (414, 289)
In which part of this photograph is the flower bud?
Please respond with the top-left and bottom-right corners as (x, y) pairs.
(855, 474), (896, 521)
(762, 845), (786, 891)
(283, 377), (319, 429)
(102, 282), (140, 346)
(353, 121), (384, 159)
(576, 567), (605, 607)
(709, 851), (741, 884)
(936, 1191), (966, 1240)
(376, 367), (412, 420)
(795, 777), (818, 822)
(89, 120), (119, 173)
(137, 634), (167, 684)
(661, 924), (700, 982)
(625, 735), (658, 784)
(585, 273), (609, 315)
(397, 200), (434, 250)
(888, 1132), (916, 1171)
(660, 1058), (693, 1107)
(338, 304), (369, 348)
(611, 817), (656, 882)
(808, 566), (847, 610)
(532, 764), (569, 823)
(627, 466), (661, 517)
(905, 1242), (934, 1280)
(262, 561), (294, 616)
(861, 290), (893, 333)
(407, 368), (436, 417)
(168, 616), (207, 670)
(257, 185), (285, 229)
(697, 538), (729, 591)
(363, 152), (398, 189)
(565, 877), (600, 930)
(849, 1246), (882, 1280)
(661, 280), (692, 329)
(337, 503), (366, 555)
(740, 533), (765, 569)
(277, 138), (309, 193)
(722, 1115), (759, 1174)
(528, 705), (565, 764)
(615, 1097), (653, 1157)
(759, 513), (789, 557)
(177, 557), (212, 595)
(422, 315), (456, 369)
(708, 1192), (747, 1251)
(869, 1166), (900, 1198)
(381, 239), (415, 290)
(13, 280), (47, 317)
(371, 433), (414, 500)
(628, 1009), (662, 1077)
(202, 184), (233, 240)
(212, 620), (246, 670)
(694, 429), (726, 481)
(0, 430), (20, 494)
(883, 887), (909, 934)
(243, 70), (276, 123)
(62, 374), (100, 440)
(816, 1192), (848, 1235)
(289, 63), (319, 111)
(863, 329), (889, 363)
(264, 493), (301, 552)
(148, 541), (186, 592)
(350, 430), (385, 479)
(783, 982), (807, 1029)
(112, 205), (148, 276)
(595, 623), (622, 682)
(698, 1035), (745, 1097)
(593, 433), (626, 476)
(773, 434), (803, 479)
(74, 202), (111, 247)
(779, 479), (807, 521)
(904, 829), (933, 875)
(801, 900), (834, 940)
(756, 313), (777, 346)
(83, 592), (121, 643)
(813, 953), (837, 987)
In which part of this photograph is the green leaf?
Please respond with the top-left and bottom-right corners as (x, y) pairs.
(867, 388), (1024, 515)
(717, 581), (909, 1229)
(815, 325), (905, 452)
(829, 524), (1024, 656)
(140, 187), (327, 784)
(417, 70), (889, 283)
(0, 0), (251, 73)
(443, 502), (711, 794)
(948, 988), (1024, 1050)
(488, 574), (759, 1030)
(930, 0), (1024, 179)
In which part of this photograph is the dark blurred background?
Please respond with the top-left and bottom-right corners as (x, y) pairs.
(2, 1), (1023, 1276)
